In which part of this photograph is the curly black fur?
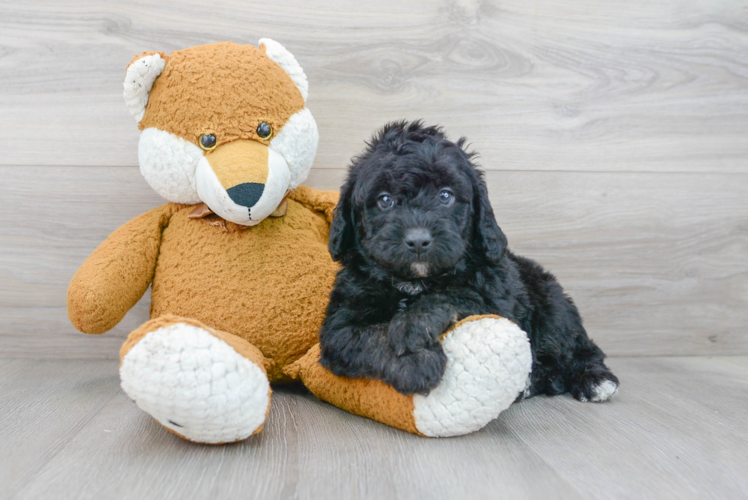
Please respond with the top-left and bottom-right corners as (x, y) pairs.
(319, 121), (619, 399)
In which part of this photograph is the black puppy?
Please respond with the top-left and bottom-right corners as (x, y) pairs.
(319, 121), (619, 402)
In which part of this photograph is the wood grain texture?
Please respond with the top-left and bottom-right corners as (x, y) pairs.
(2, 356), (746, 500)
(0, 359), (121, 499)
(0, 0), (747, 172)
(2, 166), (747, 358)
(508, 356), (748, 500)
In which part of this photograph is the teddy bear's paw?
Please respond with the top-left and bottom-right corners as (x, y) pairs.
(412, 315), (532, 437)
(120, 322), (271, 444)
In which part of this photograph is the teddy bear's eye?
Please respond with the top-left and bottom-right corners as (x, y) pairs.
(257, 122), (273, 140)
(199, 134), (217, 151)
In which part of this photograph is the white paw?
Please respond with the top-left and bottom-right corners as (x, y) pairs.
(520, 376), (533, 400)
(591, 379), (619, 402)
(413, 316), (532, 437)
(120, 323), (270, 443)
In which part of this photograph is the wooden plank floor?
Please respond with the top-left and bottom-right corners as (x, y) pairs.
(1, 356), (746, 500)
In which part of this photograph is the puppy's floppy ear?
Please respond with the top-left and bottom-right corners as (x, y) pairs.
(329, 174), (357, 262)
(473, 173), (507, 264)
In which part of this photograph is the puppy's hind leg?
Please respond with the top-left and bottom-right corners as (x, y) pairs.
(517, 256), (619, 403)
(567, 340), (620, 403)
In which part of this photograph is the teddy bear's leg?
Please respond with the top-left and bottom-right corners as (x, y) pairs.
(288, 315), (532, 437)
(119, 315), (272, 444)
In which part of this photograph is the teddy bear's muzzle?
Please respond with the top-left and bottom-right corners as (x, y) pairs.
(195, 139), (291, 226)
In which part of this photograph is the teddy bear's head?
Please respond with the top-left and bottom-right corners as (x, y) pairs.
(123, 40), (318, 225)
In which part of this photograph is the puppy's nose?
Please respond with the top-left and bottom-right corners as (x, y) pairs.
(404, 228), (433, 252)
(226, 182), (265, 207)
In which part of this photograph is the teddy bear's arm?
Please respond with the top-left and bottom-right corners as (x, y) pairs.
(288, 186), (339, 224)
(288, 315), (533, 438)
(67, 203), (180, 334)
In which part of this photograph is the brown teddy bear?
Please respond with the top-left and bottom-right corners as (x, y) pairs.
(67, 40), (532, 443)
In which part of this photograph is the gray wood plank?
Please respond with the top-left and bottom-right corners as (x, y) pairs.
(11, 368), (582, 500)
(5, 357), (748, 500)
(1, 0), (746, 172)
(3, 167), (747, 358)
(0, 359), (120, 499)
(501, 356), (748, 500)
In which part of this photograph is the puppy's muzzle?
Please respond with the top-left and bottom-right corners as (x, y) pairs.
(404, 227), (433, 254)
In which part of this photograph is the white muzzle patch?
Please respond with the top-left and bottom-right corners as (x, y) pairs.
(411, 262), (430, 278)
(195, 147), (291, 226)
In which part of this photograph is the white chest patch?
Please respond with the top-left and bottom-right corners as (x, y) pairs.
(394, 280), (425, 295)
(410, 262), (430, 278)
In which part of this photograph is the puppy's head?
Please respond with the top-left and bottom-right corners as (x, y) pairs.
(330, 121), (507, 281)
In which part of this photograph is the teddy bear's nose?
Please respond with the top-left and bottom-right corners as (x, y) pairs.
(226, 182), (265, 207)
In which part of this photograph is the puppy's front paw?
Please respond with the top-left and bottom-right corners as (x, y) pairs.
(388, 318), (433, 356)
(382, 346), (448, 395)
(388, 307), (454, 355)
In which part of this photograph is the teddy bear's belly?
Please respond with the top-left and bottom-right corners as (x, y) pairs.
(150, 202), (339, 382)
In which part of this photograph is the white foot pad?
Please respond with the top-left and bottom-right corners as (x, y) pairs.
(120, 323), (270, 443)
(591, 380), (619, 402)
(413, 317), (532, 437)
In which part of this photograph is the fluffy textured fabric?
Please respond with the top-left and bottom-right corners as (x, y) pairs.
(269, 108), (319, 190)
(151, 194), (339, 382)
(320, 121), (619, 402)
(259, 38), (309, 102)
(123, 52), (166, 122)
(120, 315), (272, 444)
(287, 343), (422, 435)
(68, 203), (181, 334)
(138, 42), (305, 150)
(290, 315), (531, 437)
(138, 127), (204, 204)
(412, 315), (531, 437)
(69, 188), (341, 382)
(128, 41), (318, 225)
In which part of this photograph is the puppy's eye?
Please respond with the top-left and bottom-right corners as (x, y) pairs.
(199, 134), (217, 151)
(257, 122), (273, 140)
(378, 193), (394, 210)
(439, 189), (454, 204)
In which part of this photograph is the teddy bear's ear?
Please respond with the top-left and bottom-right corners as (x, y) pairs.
(259, 38), (309, 102)
(123, 51), (168, 122)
